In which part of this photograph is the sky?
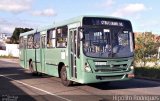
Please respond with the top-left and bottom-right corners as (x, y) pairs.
(0, 0), (160, 35)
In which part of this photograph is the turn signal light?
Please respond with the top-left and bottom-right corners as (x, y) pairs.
(128, 74), (135, 78)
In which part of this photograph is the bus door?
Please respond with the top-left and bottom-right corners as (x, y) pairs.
(23, 38), (27, 68)
(34, 32), (41, 72)
(69, 29), (78, 79)
(40, 34), (46, 73)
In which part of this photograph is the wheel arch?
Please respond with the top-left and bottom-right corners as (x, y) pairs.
(29, 58), (32, 65)
(58, 62), (65, 77)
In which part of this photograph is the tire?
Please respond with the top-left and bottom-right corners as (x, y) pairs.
(29, 61), (37, 76)
(60, 66), (72, 86)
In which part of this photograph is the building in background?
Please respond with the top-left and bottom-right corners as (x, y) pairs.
(0, 33), (8, 50)
(0, 33), (19, 57)
(0, 44), (19, 57)
(0, 33), (11, 43)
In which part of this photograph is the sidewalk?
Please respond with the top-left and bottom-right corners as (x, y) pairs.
(0, 58), (19, 63)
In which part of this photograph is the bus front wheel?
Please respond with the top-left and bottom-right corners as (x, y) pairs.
(60, 66), (72, 86)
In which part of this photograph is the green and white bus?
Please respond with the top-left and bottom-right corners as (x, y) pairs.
(19, 15), (135, 86)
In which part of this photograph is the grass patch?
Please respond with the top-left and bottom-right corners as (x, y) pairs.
(0, 55), (18, 59)
(135, 67), (160, 79)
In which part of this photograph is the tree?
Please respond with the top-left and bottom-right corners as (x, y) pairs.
(135, 32), (160, 66)
(11, 28), (33, 44)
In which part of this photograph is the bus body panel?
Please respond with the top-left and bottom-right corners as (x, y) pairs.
(45, 48), (68, 77)
(19, 49), (24, 67)
(26, 49), (35, 68)
(35, 49), (41, 72)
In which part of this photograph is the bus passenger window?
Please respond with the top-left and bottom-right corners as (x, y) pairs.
(34, 33), (40, 49)
(56, 26), (68, 48)
(47, 29), (56, 48)
(27, 34), (34, 49)
(19, 37), (24, 49)
(41, 36), (46, 48)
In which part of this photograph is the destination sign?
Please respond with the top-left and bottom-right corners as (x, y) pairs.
(101, 21), (124, 26)
(83, 17), (128, 27)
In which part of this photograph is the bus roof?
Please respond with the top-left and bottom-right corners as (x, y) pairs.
(20, 29), (37, 37)
(20, 15), (130, 36)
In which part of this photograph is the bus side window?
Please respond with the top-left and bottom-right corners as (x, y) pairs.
(19, 37), (23, 49)
(47, 29), (56, 48)
(34, 33), (40, 49)
(27, 34), (34, 49)
(56, 26), (68, 48)
(41, 36), (46, 48)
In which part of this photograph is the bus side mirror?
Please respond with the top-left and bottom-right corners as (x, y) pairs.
(78, 26), (84, 31)
(79, 32), (83, 40)
(133, 32), (135, 50)
(78, 27), (84, 40)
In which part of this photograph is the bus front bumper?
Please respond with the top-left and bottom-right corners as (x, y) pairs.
(80, 71), (134, 84)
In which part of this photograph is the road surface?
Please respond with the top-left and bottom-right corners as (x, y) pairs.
(0, 59), (160, 101)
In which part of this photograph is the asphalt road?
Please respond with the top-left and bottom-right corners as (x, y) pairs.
(0, 60), (160, 101)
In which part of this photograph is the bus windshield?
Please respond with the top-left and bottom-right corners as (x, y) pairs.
(83, 27), (134, 58)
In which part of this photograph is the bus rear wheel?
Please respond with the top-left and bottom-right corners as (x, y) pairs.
(60, 66), (72, 86)
(29, 61), (37, 76)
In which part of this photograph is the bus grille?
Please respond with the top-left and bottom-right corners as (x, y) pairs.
(95, 64), (128, 72)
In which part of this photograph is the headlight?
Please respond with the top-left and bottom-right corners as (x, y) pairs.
(130, 66), (134, 70)
(84, 62), (91, 72)
(85, 66), (91, 72)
